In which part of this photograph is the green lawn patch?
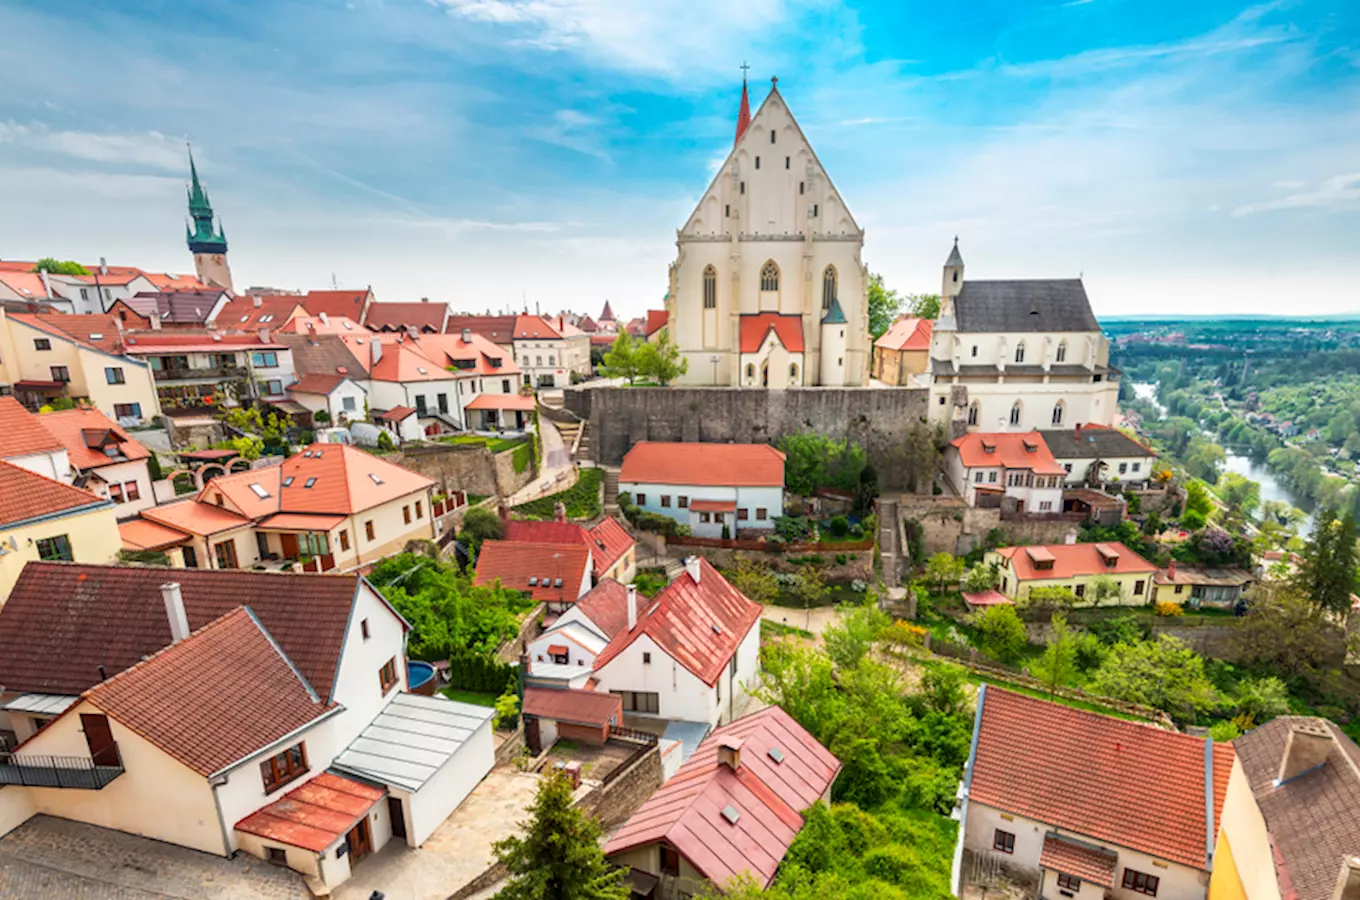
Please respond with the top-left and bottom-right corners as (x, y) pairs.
(514, 467), (603, 520)
(633, 570), (668, 598)
(769, 581), (865, 609)
(440, 434), (527, 454)
(441, 687), (499, 706)
(761, 618), (814, 640)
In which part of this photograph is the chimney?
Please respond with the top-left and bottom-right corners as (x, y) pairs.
(498, 503), (510, 526)
(1167, 560), (1177, 581)
(160, 582), (190, 643)
(1074, 423), (1082, 441)
(421, 297), (429, 303)
(1277, 722), (1334, 784)
(627, 584), (638, 631)
(371, 339), (383, 366)
(684, 555), (701, 583)
(260, 327), (270, 343)
(554, 501), (567, 524)
(99, 256), (108, 276)
(253, 294), (262, 308)
(319, 311), (329, 325)
(717, 737), (743, 771)
(39, 269), (52, 298)
(462, 328), (472, 344)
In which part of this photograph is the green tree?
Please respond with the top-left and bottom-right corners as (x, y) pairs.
(492, 771), (628, 900)
(1183, 479), (1214, 520)
(923, 552), (965, 594)
(1217, 472), (1261, 526)
(635, 327), (688, 386)
(1184, 439), (1227, 483)
(824, 603), (890, 670)
(1088, 635), (1219, 722)
(961, 563), (999, 593)
(1031, 613), (1077, 697)
(1231, 676), (1290, 723)
(794, 565), (829, 622)
(1087, 574), (1124, 607)
(727, 557), (779, 606)
(1293, 509), (1360, 614)
(1019, 585), (1077, 616)
(972, 604), (1029, 663)
(777, 433), (869, 497)
(458, 506), (505, 558)
(31, 258), (90, 276)
(906, 293), (942, 319)
(599, 331), (641, 384)
(1234, 583), (1348, 680)
(866, 273), (902, 339)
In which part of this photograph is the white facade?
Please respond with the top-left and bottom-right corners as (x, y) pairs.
(3, 448), (70, 481)
(618, 481), (785, 534)
(292, 378), (368, 426)
(514, 337), (580, 388)
(1053, 454), (1151, 487)
(668, 83), (870, 387)
(945, 449), (1065, 513)
(87, 457), (156, 519)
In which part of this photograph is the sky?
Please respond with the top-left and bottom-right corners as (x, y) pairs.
(0, 0), (1357, 321)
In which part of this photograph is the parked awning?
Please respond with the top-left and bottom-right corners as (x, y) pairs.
(13, 380), (63, 391)
(465, 394), (536, 412)
(2, 693), (78, 717)
(546, 644), (569, 656)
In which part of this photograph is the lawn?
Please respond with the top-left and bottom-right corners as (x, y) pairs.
(440, 434), (527, 454)
(761, 618), (814, 640)
(633, 569), (668, 598)
(769, 581), (866, 609)
(441, 687), (499, 706)
(514, 467), (603, 520)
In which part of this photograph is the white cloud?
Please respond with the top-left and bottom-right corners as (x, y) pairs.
(0, 121), (185, 171)
(1233, 172), (1360, 216)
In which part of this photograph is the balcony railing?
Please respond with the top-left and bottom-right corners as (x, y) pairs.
(0, 751), (124, 789)
(153, 364), (247, 382)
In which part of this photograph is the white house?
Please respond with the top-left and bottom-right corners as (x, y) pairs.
(37, 406), (157, 518)
(927, 240), (1121, 432)
(957, 686), (1231, 900)
(512, 314), (589, 388)
(1038, 425), (1159, 488)
(945, 431), (1067, 513)
(619, 441), (786, 537)
(526, 579), (633, 681)
(0, 564), (495, 893)
(288, 373), (368, 426)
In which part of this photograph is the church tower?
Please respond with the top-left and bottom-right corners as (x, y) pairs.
(185, 147), (233, 292)
(819, 296), (848, 386)
(941, 237), (964, 316)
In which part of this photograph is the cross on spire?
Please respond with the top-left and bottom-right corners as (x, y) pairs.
(771, 75), (779, 87)
(740, 61), (749, 83)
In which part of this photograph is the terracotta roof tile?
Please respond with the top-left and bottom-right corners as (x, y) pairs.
(645, 309), (669, 337)
(994, 541), (1157, 580)
(571, 579), (632, 639)
(118, 518), (191, 552)
(873, 316), (933, 351)
(593, 558), (760, 685)
(474, 540), (590, 605)
(587, 517), (635, 576)
(969, 688), (1232, 870)
(523, 686), (622, 727)
(289, 373), (350, 395)
(951, 431), (1067, 475)
(465, 393), (536, 411)
(0, 458), (109, 527)
(620, 441), (785, 488)
(1040, 835), (1118, 886)
(504, 519), (586, 546)
(364, 301), (448, 332)
(210, 295), (306, 332)
(738, 313), (804, 353)
(0, 562), (368, 698)
(38, 407), (151, 470)
(277, 443), (433, 516)
(83, 607), (333, 776)
(142, 497), (252, 536)
(9, 312), (126, 354)
(301, 289), (371, 319)
(0, 396), (65, 456)
(278, 333), (368, 379)
(235, 772), (385, 852)
(512, 315), (563, 340)
(445, 314), (518, 342)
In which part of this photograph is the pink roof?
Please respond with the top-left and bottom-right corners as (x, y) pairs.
(592, 558), (760, 685)
(873, 316), (933, 351)
(961, 590), (1013, 607)
(605, 706), (839, 889)
(950, 431), (1066, 476)
(620, 441), (785, 488)
(738, 313), (804, 353)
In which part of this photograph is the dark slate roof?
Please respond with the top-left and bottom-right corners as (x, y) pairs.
(1039, 426), (1157, 459)
(128, 291), (225, 324)
(0, 563), (365, 699)
(954, 279), (1100, 333)
(279, 333), (367, 380)
(945, 240), (964, 268)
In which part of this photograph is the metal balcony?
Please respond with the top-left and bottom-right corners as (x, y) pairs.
(0, 751), (124, 789)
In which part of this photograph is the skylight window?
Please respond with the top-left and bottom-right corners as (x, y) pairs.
(712, 624), (723, 635)
(528, 577), (539, 586)
(768, 746), (786, 764)
(240, 315), (249, 322)
(369, 473), (384, 485)
(249, 483), (270, 499)
(283, 476), (295, 487)
(304, 478), (317, 488)
(721, 805), (741, 825)
(417, 367), (428, 375)
(89, 332), (103, 340)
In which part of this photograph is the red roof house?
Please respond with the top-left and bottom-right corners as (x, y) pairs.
(620, 442), (785, 488)
(473, 540), (592, 610)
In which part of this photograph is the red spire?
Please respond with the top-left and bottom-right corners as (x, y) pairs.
(734, 75), (751, 147)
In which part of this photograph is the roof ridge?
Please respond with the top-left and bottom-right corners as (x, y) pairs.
(241, 606), (320, 703)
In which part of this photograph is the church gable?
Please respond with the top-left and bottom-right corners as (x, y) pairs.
(681, 83), (860, 239)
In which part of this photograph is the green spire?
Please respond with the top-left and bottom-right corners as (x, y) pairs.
(185, 144), (228, 255)
(821, 295), (847, 325)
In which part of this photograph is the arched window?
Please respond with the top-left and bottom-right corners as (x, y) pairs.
(967, 402), (979, 426)
(1010, 402), (1022, 426)
(760, 260), (780, 292)
(1014, 342), (1026, 364)
(1056, 340), (1067, 363)
(821, 266), (836, 311)
(703, 266), (717, 309)
(745, 363), (756, 380)
(1052, 401), (1065, 426)
(789, 363), (799, 381)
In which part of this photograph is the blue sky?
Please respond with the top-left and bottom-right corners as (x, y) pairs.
(0, 0), (1356, 319)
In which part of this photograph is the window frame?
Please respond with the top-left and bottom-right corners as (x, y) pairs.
(33, 338), (51, 351)
(1058, 873), (1082, 892)
(260, 742), (309, 794)
(50, 365), (71, 383)
(703, 266), (717, 309)
(35, 534), (73, 562)
(105, 367), (125, 385)
(993, 829), (1015, 854)
(1122, 869), (1160, 897)
(379, 657), (399, 694)
(365, 520), (375, 542)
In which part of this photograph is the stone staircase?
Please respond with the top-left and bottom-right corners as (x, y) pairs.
(603, 468), (620, 513)
(876, 497), (901, 587)
(663, 558), (686, 581)
(574, 423), (593, 463)
(556, 419), (580, 454)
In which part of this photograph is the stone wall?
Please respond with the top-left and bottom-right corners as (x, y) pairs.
(566, 385), (929, 485)
(898, 498), (1080, 558)
(392, 443), (533, 499)
(574, 743), (664, 830)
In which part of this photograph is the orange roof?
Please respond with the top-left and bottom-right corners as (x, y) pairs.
(143, 498), (251, 536)
(118, 518), (191, 552)
(645, 309), (669, 337)
(522, 686), (622, 728)
(465, 393), (536, 411)
(587, 517), (635, 577)
(279, 314), (366, 335)
(38, 407), (151, 470)
(197, 466), (283, 520)
(84, 607), (334, 777)
(9, 312), (127, 355)
(0, 396), (64, 457)
(289, 373), (351, 395)
(1040, 835), (1118, 886)
(257, 512), (347, 531)
(474, 540), (591, 605)
(593, 558), (760, 685)
(0, 271), (50, 300)
(689, 499), (736, 513)
(0, 458), (109, 527)
(994, 541), (1157, 580)
(301, 289), (371, 319)
(969, 687), (1233, 870)
(512, 315), (563, 340)
(236, 772), (384, 852)
(874, 316), (933, 351)
(211, 295), (306, 332)
(738, 313), (804, 353)
(355, 331), (518, 383)
(950, 431), (1066, 476)
(278, 443), (433, 515)
(123, 332), (285, 353)
(620, 441), (785, 488)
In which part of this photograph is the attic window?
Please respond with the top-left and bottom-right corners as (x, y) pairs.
(981, 441), (996, 453)
(722, 805), (741, 825)
(343, 322), (353, 329)
(768, 746), (785, 764)
(240, 315), (249, 322)
(529, 577), (539, 586)
(1023, 440), (1037, 452)
(249, 483), (271, 499)
(304, 478), (317, 489)
(417, 367), (428, 375)
(369, 473), (384, 485)
(283, 477), (295, 487)
(89, 332), (103, 340)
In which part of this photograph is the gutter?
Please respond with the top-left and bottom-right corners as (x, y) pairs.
(1203, 737), (1215, 871)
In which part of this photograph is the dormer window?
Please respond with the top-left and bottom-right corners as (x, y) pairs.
(982, 441), (995, 454)
(1023, 440), (1037, 452)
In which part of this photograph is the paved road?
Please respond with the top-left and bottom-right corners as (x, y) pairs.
(505, 416), (575, 507)
(761, 603), (840, 638)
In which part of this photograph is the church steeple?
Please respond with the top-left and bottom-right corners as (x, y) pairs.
(734, 64), (752, 147)
(185, 145), (227, 256)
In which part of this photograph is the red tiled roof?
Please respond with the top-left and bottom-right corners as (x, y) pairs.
(377, 406), (416, 422)
(444, 314), (518, 342)
(83, 608), (334, 776)
(9, 312), (127, 355)
(236, 772), (385, 852)
(364, 301), (447, 332)
(195, 465), (283, 521)
(505, 519), (585, 545)
(0, 563), (372, 698)
(599, 301), (616, 322)
(474, 540), (591, 605)
(961, 590), (1013, 607)
(593, 558), (760, 685)
(587, 517), (635, 576)
(1040, 835), (1118, 886)
(142, 498), (250, 536)
(210, 295), (306, 332)
(969, 687), (1233, 870)
(465, 393), (536, 411)
(873, 316), (933, 351)
(276, 443), (433, 516)
(118, 518), (191, 552)
(645, 309), (669, 337)
(123, 332), (285, 353)
(513, 315), (563, 340)
(690, 499), (736, 513)
(523, 686), (622, 727)
(571, 579), (632, 639)
(738, 313), (804, 353)
(289, 373), (349, 395)
(38, 407), (151, 470)
(950, 431), (1066, 476)
(605, 706), (839, 889)
(0, 458), (108, 528)
(301, 289), (371, 319)
(257, 512), (347, 531)
(994, 541), (1157, 580)
(0, 396), (64, 456)
(620, 441), (784, 488)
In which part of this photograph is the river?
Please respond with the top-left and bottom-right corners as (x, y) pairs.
(1132, 383), (1315, 532)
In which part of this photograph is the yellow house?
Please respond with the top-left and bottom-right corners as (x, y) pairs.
(0, 459), (121, 602)
(0, 310), (160, 424)
(872, 316), (932, 386)
(1211, 717), (1359, 900)
(987, 541), (1158, 606)
(1152, 562), (1254, 608)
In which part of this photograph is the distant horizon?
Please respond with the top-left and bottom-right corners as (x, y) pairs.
(1, 0), (1356, 321)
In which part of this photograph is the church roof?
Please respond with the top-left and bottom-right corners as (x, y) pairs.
(599, 301), (616, 322)
(954, 279), (1100, 334)
(945, 238), (964, 268)
(821, 296), (847, 325)
(739, 314), (804, 353)
(735, 78), (752, 146)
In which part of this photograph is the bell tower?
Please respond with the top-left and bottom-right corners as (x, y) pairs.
(185, 145), (233, 292)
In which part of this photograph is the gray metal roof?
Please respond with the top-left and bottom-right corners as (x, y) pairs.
(1038, 428), (1157, 460)
(332, 692), (495, 792)
(945, 240), (964, 268)
(2, 693), (77, 716)
(954, 279), (1100, 333)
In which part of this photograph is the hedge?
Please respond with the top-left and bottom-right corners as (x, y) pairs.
(447, 647), (516, 695)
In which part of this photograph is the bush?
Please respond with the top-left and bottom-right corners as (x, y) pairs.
(835, 553), (849, 566)
(829, 515), (849, 537)
(1154, 601), (1184, 617)
(972, 604), (1029, 664)
(512, 441), (533, 473)
(1181, 509), (1207, 531)
(447, 647), (517, 694)
(458, 506), (504, 557)
(494, 690), (520, 729)
(773, 515), (814, 542)
(514, 467), (602, 520)
(850, 523), (864, 538)
(377, 430), (395, 451)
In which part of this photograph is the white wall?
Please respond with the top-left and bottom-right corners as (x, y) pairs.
(3, 448), (69, 481)
(90, 458), (156, 518)
(619, 482), (784, 531)
(593, 634), (721, 726)
(406, 717), (494, 847)
(1054, 455), (1153, 487)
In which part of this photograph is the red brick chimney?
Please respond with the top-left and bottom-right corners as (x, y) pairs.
(717, 737), (743, 772)
(1167, 560), (1177, 581)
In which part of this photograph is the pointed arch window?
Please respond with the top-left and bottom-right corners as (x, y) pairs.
(822, 266), (837, 311)
(1014, 342), (1026, 364)
(1056, 340), (1068, 363)
(1052, 401), (1066, 426)
(1009, 402), (1022, 426)
(703, 266), (717, 309)
(967, 402), (980, 426)
(760, 261), (780, 292)
(789, 363), (799, 381)
(745, 363), (756, 381)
